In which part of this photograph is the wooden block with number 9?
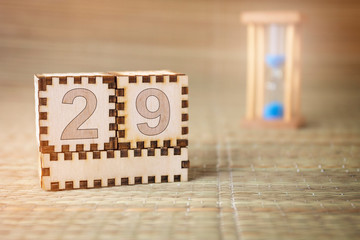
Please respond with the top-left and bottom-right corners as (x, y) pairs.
(34, 73), (117, 154)
(113, 70), (189, 150)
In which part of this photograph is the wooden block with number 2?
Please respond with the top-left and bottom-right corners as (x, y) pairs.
(35, 73), (117, 154)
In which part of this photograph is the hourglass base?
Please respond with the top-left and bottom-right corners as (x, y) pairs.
(242, 116), (305, 129)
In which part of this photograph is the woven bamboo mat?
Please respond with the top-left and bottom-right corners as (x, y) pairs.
(0, 79), (359, 240)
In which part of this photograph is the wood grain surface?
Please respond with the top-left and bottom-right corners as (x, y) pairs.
(0, 0), (360, 240)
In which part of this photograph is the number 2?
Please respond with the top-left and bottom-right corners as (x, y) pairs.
(136, 88), (170, 136)
(61, 88), (98, 140)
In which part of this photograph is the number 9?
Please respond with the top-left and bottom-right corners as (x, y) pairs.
(136, 88), (170, 136)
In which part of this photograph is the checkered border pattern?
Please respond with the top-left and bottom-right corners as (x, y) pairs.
(115, 71), (188, 149)
(40, 147), (189, 191)
(35, 74), (118, 154)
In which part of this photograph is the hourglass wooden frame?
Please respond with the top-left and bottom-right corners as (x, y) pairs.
(241, 11), (304, 128)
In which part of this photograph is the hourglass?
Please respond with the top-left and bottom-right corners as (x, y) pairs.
(241, 11), (304, 128)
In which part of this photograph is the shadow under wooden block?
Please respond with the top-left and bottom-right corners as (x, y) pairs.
(40, 147), (189, 191)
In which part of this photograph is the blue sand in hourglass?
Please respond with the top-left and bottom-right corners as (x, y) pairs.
(263, 101), (284, 120)
(264, 53), (285, 120)
(265, 54), (285, 68)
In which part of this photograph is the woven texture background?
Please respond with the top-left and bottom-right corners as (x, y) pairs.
(0, 0), (360, 239)
(0, 77), (359, 240)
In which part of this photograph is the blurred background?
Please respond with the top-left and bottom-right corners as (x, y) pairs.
(0, 1), (360, 239)
(1, 0), (360, 133)
(1, 0), (359, 88)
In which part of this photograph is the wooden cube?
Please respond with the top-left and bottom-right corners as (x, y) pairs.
(34, 73), (117, 153)
(34, 71), (189, 190)
(113, 70), (189, 149)
(40, 148), (189, 190)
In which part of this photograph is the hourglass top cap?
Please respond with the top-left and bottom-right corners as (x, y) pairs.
(241, 11), (302, 24)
